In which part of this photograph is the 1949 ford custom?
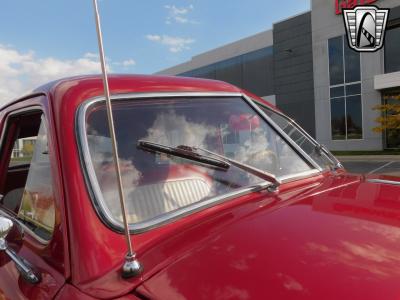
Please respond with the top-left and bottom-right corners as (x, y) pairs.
(0, 75), (399, 299)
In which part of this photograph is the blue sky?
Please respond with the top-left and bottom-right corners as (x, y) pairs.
(0, 0), (309, 101)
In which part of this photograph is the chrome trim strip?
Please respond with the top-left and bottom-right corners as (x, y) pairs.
(242, 94), (324, 172)
(279, 169), (321, 183)
(252, 100), (343, 170)
(129, 181), (272, 233)
(83, 91), (243, 103)
(76, 91), (321, 233)
(367, 179), (400, 186)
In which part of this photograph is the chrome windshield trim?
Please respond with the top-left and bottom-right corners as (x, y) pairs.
(242, 94), (324, 172)
(128, 181), (273, 233)
(76, 91), (321, 233)
(251, 100), (343, 170)
(279, 169), (321, 183)
(366, 179), (400, 186)
(84, 91), (244, 103)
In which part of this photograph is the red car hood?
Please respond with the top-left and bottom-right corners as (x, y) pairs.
(137, 174), (400, 300)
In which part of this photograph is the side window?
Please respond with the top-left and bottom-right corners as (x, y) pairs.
(0, 112), (55, 241)
(256, 103), (336, 171)
(10, 137), (36, 167)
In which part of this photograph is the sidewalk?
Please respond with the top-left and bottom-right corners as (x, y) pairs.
(336, 155), (400, 162)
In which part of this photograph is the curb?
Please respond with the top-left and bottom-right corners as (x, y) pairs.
(336, 155), (400, 162)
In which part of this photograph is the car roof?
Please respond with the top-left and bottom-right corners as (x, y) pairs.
(0, 74), (243, 111)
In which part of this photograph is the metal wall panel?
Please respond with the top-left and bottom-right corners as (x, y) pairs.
(273, 12), (316, 137)
(179, 46), (274, 97)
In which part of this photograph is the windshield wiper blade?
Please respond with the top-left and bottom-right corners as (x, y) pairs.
(196, 147), (281, 191)
(138, 140), (281, 192)
(137, 140), (230, 170)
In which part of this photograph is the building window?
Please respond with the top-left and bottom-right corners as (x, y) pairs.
(179, 46), (273, 97)
(328, 36), (363, 140)
(385, 25), (400, 74)
(383, 90), (400, 149)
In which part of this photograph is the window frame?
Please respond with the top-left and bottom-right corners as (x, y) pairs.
(76, 92), (322, 234)
(0, 106), (54, 244)
(253, 100), (343, 171)
(327, 35), (364, 141)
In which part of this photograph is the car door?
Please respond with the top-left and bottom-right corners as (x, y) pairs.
(0, 102), (67, 299)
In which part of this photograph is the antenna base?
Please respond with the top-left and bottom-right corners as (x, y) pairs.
(121, 253), (143, 278)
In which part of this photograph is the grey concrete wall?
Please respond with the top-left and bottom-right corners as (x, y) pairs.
(311, 0), (400, 151)
(273, 12), (316, 137)
(389, 5), (400, 21)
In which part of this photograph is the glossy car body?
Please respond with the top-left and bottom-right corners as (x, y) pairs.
(0, 75), (399, 300)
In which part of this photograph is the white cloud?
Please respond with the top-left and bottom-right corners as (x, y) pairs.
(112, 58), (136, 68)
(0, 45), (102, 104)
(122, 59), (136, 67)
(165, 4), (197, 24)
(146, 34), (162, 42)
(0, 44), (135, 105)
(84, 52), (99, 59)
(146, 34), (195, 53)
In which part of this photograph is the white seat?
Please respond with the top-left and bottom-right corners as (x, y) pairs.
(104, 177), (211, 223)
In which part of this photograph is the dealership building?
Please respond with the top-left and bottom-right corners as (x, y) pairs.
(158, 0), (400, 150)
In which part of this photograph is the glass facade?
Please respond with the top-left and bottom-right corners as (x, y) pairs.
(328, 37), (345, 86)
(385, 25), (400, 74)
(328, 36), (363, 140)
(383, 19), (400, 149)
(180, 47), (274, 97)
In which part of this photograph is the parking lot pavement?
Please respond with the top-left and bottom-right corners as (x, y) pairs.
(337, 155), (400, 176)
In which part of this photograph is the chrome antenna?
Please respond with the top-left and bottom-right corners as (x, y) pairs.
(92, 0), (143, 278)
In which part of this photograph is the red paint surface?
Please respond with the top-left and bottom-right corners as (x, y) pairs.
(335, 0), (379, 15)
(0, 75), (399, 299)
(138, 175), (400, 300)
(0, 95), (68, 300)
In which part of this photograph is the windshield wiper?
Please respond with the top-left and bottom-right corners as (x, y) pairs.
(137, 140), (230, 170)
(197, 147), (281, 191)
(138, 140), (281, 192)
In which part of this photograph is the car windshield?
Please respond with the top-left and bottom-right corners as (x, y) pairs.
(81, 96), (314, 227)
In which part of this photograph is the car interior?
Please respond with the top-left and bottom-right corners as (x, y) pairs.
(85, 99), (283, 223)
(0, 112), (41, 215)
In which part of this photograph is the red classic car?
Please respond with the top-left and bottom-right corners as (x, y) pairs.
(0, 75), (400, 299)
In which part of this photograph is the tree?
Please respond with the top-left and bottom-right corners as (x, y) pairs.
(373, 94), (400, 133)
(22, 142), (34, 157)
